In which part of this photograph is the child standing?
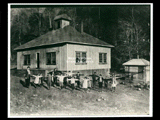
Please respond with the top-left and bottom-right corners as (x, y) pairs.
(111, 74), (117, 92)
(58, 74), (65, 89)
(76, 72), (80, 88)
(70, 77), (76, 91)
(98, 74), (103, 92)
(47, 72), (52, 90)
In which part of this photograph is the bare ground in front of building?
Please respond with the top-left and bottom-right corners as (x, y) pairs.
(10, 73), (150, 116)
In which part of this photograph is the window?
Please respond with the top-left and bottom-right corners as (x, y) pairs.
(82, 52), (86, 63)
(46, 52), (56, 65)
(104, 53), (107, 63)
(76, 51), (87, 64)
(76, 52), (81, 63)
(99, 53), (102, 63)
(99, 53), (107, 64)
(24, 55), (30, 65)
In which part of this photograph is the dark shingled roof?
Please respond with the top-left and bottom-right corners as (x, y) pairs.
(14, 25), (114, 51)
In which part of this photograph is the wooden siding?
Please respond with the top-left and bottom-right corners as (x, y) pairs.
(17, 45), (67, 70)
(17, 43), (111, 74)
(66, 44), (111, 71)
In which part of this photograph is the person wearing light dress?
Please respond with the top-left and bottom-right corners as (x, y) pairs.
(111, 74), (117, 92)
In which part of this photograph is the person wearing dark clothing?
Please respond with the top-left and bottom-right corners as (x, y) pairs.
(26, 66), (31, 88)
(70, 77), (76, 91)
(76, 72), (80, 88)
(63, 77), (67, 88)
(53, 68), (60, 86)
(92, 72), (98, 88)
(47, 72), (52, 90)
(98, 74), (103, 92)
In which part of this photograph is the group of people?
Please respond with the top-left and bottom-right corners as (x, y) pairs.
(92, 72), (117, 92)
(25, 66), (117, 92)
(25, 66), (43, 88)
(46, 70), (80, 90)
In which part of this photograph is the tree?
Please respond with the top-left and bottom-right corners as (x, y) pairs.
(117, 6), (150, 61)
(11, 8), (31, 46)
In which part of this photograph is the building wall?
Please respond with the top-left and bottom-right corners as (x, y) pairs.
(66, 44), (111, 72)
(17, 44), (111, 76)
(61, 20), (70, 28)
(124, 65), (150, 82)
(17, 45), (67, 71)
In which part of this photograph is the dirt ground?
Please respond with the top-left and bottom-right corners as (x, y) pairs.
(9, 74), (150, 117)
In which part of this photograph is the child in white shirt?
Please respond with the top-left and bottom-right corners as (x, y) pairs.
(57, 74), (65, 89)
(111, 74), (117, 92)
(32, 73), (43, 88)
(70, 77), (76, 91)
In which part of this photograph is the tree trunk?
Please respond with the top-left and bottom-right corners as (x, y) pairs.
(18, 12), (21, 46)
(49, 11), (52, 29)
(135, 25), (139, 59)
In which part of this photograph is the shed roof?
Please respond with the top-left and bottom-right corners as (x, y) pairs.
(122, 59), (150, 66)
(14, 25), (114, 51)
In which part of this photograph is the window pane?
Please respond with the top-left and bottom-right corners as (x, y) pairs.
(46, 53), (51, 65)
(99, 53), (102, 63)
(76, 52), (80, 63)
(24, 55), (30, 65)
(104, 53), (107, 63)
(82, 52), (86, 63)
(51, 52), (56, 65)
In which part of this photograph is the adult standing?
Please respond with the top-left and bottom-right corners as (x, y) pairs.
(92, 72), (98, 88)
(26, 66), (31, 88)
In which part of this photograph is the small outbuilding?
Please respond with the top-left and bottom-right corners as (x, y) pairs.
(122, 59), (150, 83)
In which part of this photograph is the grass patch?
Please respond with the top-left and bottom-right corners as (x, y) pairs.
(9, 71), (150, 116)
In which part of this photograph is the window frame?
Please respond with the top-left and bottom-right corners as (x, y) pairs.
(75, 51), (87, 65)
(99, 52), (107, 64)
(46, 52), (56, 65)
(23, 54), (30, 65)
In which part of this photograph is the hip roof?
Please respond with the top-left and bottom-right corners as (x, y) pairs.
(122, 59), (150, 66)
(14, 25), (114, 51)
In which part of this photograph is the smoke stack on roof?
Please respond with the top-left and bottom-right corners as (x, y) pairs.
(54, 14), (72, 29)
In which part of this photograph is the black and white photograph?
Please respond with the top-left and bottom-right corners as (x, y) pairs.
(8, 3), (153, 117)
